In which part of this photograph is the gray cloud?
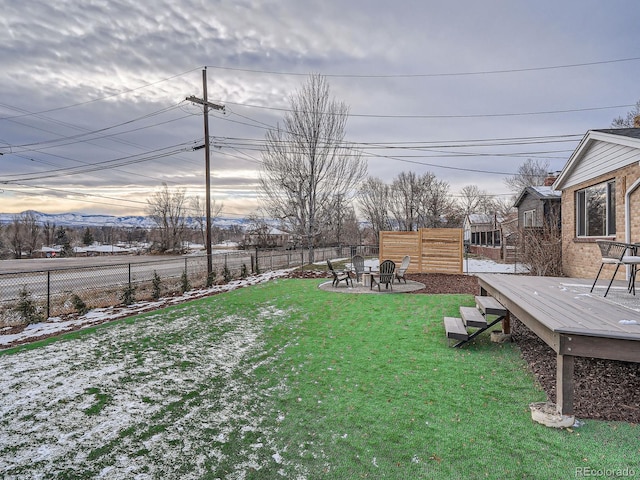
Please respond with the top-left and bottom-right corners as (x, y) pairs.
(1, 0), (640, 216)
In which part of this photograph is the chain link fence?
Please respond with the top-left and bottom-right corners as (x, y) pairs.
(0, 245), (378, 326)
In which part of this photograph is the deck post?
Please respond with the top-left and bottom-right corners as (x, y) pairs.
(502, 310), (511, 334)
(556, 354), (574, 415)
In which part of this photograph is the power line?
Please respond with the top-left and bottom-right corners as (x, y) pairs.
(1, 102), (186, 150)
(205, 56), (640, 78)
(1, 142), (198, 183)
(0, 186), (146, 210)
(214, 99), (636, 119)
(0, 67), (201, 121)
(352, 148), (516, 176)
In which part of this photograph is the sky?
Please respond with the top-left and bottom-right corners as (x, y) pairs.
(1, 0), (640, 219)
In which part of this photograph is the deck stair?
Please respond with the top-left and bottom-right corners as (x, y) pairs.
(444, 295), (507, 347)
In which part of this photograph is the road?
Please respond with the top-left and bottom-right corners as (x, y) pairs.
(0, 253), (252, 304)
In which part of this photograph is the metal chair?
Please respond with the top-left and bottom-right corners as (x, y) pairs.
(371, 259), (396, 291)
(590, 240), (631, 297)
(622, 245), (640, 295)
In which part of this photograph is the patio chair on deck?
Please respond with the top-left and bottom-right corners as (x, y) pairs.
(351, 255), (365, 283)
(395, 255), (410, 284)
(371, 259), (396, 291)
(327, 259), (353, 287)
(590, 240), (630, 297)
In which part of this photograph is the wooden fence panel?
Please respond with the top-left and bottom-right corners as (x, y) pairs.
(378, 231), (421, 273)
(379, 228), (463, 274)
(420, 228), (463, 274)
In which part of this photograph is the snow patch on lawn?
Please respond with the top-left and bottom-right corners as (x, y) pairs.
(0, 269), (295, 348)
(0, 300), (300, 478)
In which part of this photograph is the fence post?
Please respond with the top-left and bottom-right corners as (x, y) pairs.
(255, 247), (259, 273)
(128, 263), (132, 289)
(47, 271), (51, 319)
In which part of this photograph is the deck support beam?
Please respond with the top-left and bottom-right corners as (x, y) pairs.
(556, 354), (574, 415)
(502, 310), (511, 334)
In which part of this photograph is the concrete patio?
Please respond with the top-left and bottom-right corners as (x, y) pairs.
(318, 279), (426, 294)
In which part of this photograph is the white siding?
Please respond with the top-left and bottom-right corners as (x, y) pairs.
(560, 141), (640, 189)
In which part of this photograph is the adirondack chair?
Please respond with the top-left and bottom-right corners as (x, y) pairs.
(371, 259), (396, 291)
(327, 259), (352, 287)
(351, 254), (365, 283)
(395, 255), (410, 284)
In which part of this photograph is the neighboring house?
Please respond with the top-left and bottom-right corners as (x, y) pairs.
(463, 213), (501, 245)
(463, 213), (506, 261)
(553, 127), (640, 279)
(243, 227), (290, 248)
(513, 184), (561, 229)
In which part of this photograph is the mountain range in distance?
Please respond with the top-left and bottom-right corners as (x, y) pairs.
(0, 211), (250, 230)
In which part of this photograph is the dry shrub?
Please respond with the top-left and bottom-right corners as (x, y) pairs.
(518, 215), (563, 277)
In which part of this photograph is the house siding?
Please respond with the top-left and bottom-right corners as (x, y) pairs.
(517, 195), (545, 227)
(561, 162), (640, 279)
(560, 142), (640, 190)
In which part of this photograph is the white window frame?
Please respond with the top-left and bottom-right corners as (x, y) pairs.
(576, 180), (616, 237)
(523, 209), (536, 228)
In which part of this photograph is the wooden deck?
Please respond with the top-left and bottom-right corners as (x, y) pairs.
(476, 273), (640, 416)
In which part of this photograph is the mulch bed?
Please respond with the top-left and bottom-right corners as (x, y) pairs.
(289, 270), (640, 423)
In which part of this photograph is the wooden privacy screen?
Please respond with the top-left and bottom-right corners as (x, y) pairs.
(378, 228), (463, 274)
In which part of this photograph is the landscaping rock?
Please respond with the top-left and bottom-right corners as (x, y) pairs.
(529, 402), (575, 428)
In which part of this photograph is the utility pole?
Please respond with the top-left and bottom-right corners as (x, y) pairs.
(186, 67), (225, 278)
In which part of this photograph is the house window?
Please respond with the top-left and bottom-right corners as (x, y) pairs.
(576, 180), (616, 237)
(523, 210), (536, 228)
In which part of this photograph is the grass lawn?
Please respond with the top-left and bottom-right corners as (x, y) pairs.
(1, 278), (638, 479)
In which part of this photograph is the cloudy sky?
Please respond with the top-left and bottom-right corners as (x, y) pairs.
(1, 0), (639, 218)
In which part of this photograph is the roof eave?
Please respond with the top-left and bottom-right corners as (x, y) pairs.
(553, 130), (640, 191)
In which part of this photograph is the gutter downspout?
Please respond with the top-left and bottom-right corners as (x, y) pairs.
(624, 177), (640, 278)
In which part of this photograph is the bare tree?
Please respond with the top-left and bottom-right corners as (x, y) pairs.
(21, 211), (40, 257)
(42, 221), (56, 247)
(190, 195), (223, 246)
(146, 183), (188, 252)
(458, 185), (483, 218)
(7, 215), (24, 259)
(458, 185), (498, 217)
(504, 158), (550, 193)
(4, 212), (42, 258)
(493, 196), (518, 218)
(259, 74), (366, 261)
(416, 173), (455, 228)
(319, 197), (361, 246)
(389, 172), (421, 231)
(244, 214), (275, 249)
(358, 177), (392, 241)
(611, 99), (640, 128)
(387, 172), (455, 229)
